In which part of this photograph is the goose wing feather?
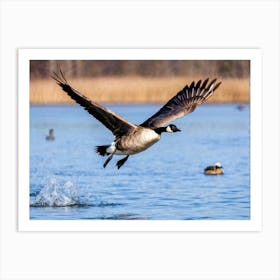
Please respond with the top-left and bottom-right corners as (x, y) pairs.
(52, 71), (137, 137)
(140, 78), (222, 129)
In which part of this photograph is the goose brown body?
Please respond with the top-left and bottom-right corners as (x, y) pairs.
(116, 127), (160, 155)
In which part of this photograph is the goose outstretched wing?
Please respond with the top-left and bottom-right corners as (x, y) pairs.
(52, 71), (137, 137)
(140, 78), (222, 129)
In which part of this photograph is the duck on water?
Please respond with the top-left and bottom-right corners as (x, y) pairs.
(53, 71), (222, 169)
(204, 162), (224, 175)
(46, 128), (55, 141)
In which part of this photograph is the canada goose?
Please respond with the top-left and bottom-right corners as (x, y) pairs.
(46, 128), (55, 140)
(52, 71), (221, 169)
(204, 162), (224, 175)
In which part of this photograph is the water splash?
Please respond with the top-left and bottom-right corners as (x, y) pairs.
(31, 178), (80, 207)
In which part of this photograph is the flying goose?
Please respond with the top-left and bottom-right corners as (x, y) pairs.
(52, 71), (221, 169)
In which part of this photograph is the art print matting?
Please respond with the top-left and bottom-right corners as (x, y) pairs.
(1, 1), (279, 279)
(18, 48), (262, 231)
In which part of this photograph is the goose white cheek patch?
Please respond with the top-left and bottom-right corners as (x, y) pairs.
(166, 126), (173, 133)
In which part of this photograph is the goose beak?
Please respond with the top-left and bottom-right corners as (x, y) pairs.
(175, 128), (181, 132)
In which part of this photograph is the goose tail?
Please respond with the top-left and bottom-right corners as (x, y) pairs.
(95, 145), (110, 156)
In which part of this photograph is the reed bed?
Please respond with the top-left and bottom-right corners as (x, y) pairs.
(30, 76), (249, 104)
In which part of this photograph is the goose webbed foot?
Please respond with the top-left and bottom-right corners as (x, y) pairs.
(103, 154), (114, 168)
(116, 155), (129, 169)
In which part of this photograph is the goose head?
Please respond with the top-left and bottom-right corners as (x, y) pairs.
(166, 124), (181, 133)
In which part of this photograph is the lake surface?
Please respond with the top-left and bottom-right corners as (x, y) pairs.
(30, 104), (250, 220)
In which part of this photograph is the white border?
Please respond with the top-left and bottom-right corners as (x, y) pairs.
(18, 49), (262, 232)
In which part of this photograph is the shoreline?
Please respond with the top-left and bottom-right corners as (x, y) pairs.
(30, 77), (250, 104)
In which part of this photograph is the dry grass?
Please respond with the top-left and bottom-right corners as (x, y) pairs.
(30, 76), (249, 104)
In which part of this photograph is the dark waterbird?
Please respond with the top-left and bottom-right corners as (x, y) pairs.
(204, 162), (224, 175)
(46, 128), (55, 141)
(52, 71), (221, 169)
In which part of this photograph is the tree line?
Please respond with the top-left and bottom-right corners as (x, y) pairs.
(30, 60), (250, 79)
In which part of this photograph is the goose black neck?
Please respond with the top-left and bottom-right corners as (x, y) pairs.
(154, 127), (167, 135)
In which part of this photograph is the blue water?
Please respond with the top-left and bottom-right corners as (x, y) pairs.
(30, 104), (250, 220)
